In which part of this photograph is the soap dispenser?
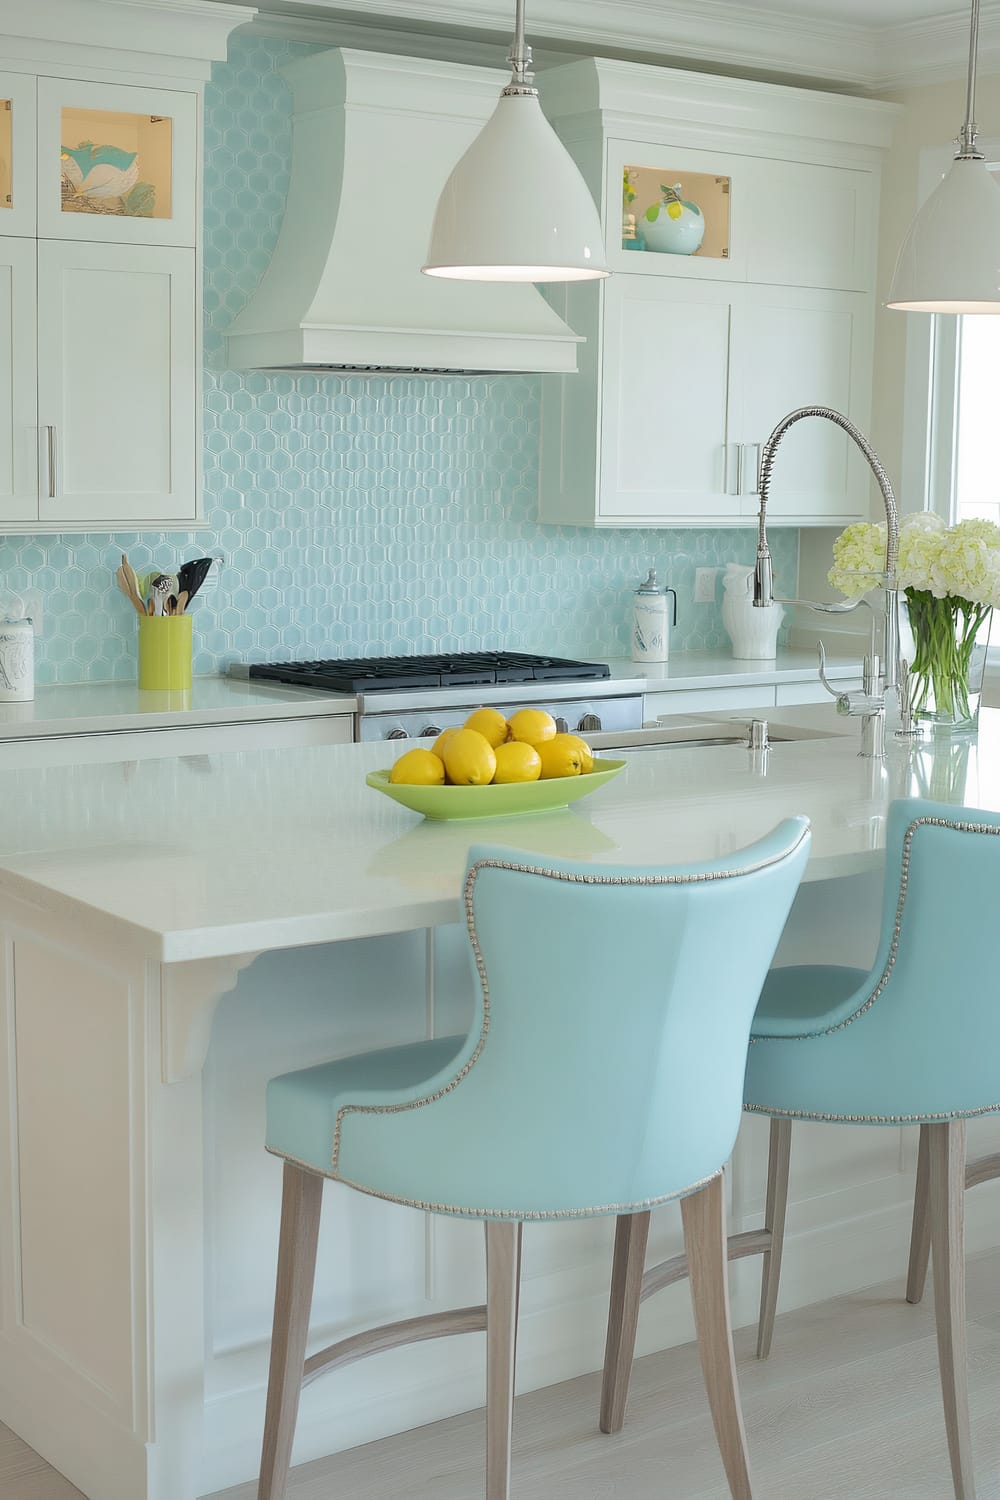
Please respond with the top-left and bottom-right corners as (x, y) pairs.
(631, 569), (678, 664)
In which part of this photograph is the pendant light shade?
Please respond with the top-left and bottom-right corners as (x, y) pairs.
(422, 0), (609, 283)
(887, 158), (1000, 312)
(887, 0), (1000, 313)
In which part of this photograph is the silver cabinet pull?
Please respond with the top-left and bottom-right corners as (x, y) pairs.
(749, 441), (762, 495)
(725, 442), (740, 495)
(45, 425), (56, 499)
(738, 441), (762, 497)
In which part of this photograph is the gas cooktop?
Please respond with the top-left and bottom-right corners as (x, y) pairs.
(245, 651), (611, 695)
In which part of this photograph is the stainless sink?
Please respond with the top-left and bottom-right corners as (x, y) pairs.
(587, 719), (845, 753)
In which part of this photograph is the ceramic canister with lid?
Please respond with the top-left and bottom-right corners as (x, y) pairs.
(0, 613), (34, 701)
(631, 568), (678, 663)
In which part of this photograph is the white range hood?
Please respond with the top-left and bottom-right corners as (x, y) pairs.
(226, 49), (585, 376)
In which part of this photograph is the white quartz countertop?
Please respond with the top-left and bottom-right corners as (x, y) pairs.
(0, 700), (990, 964)
(603, 648), (856, 690)
(0, 676), (358, 740)
(0, 649), (858, 740)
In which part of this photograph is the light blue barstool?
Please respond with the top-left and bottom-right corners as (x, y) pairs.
(740, 797), (1000, 1500)
(256, 820), (810, 1500)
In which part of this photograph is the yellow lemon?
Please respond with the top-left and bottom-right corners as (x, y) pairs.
(463, 707), (509, 748)
(536, 733), (586, 779)
(492, 740), (542, 784)
(388, 747), (446, 786)
(508, 707), (557, 747)
(432, 726), (460, 758)
(443, 728), (497, 786)
(563, 734), (594, 774)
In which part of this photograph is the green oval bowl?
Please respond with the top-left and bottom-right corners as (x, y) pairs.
(366, 758), (626, 821)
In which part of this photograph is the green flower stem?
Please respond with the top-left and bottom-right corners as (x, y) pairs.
(905, 588), (991, 725)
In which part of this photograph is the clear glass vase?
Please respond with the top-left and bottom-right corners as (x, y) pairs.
(905, 588), (992, 735)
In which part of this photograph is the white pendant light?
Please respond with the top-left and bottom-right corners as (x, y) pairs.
(887, 0), (1000, 313)
(423, 0), (609, 283)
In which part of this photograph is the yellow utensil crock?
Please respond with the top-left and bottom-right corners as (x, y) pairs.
(137, 614), (193, 691)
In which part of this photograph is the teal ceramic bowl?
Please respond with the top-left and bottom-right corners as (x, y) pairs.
(366, 758), (626, 821)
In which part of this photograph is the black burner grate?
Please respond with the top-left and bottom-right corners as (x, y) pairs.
(247, 651), (611, 694)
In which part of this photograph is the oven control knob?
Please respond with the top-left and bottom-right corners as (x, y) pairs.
(554, 716), (570, 734)
(578, 712), (602, 733)
(420, 725), (442, 738)
(386, 728), (409, 740)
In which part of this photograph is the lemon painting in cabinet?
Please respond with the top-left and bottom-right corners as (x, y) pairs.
(60, 107), (172, 222)
(622, 164), (729, 260)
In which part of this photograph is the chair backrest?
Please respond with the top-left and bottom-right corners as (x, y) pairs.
(338, 818), (810, 1219)
(794, 796), (1000, 1120)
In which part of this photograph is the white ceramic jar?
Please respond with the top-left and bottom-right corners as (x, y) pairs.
(0, 615), (34, 700)
(631, 569), (678, 663)
(722, 564), (784, 660)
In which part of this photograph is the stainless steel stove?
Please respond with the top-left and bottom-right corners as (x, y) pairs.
(235, 651), (645, 743)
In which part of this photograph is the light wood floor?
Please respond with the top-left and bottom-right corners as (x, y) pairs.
(9, 1246), (1000, 1500)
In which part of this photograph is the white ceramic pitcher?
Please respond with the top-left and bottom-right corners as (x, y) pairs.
(722, 564), (784, 660)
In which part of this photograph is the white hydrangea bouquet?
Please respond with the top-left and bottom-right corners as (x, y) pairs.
(829, 512), (999, 728)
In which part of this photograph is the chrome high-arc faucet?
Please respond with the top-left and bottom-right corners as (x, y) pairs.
(752, 405), (903, 757)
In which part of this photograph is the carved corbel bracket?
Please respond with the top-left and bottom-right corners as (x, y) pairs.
(160, 952), (261, 1083)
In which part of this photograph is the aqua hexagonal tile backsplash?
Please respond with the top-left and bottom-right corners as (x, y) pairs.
(0, 33), (797, 685)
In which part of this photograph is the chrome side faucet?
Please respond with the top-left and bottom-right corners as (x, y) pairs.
(752, 405), (902, 757)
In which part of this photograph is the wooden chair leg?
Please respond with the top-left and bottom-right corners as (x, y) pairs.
(600, 1210), (651, 1434)
(927, 1120), (975, 1500)
(681, 1172), (753, 1500)
(907, 1122), (932, 1305)
(485, 1221), (522, 1500)
(757, 1117), (792, 1360)
(258, 1163), (325, 1500)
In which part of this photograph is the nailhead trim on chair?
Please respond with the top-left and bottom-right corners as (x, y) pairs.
(300, 832), (811, 1219)
(265, 1142), (723, 1220)
(745, 814), (1000, 1126)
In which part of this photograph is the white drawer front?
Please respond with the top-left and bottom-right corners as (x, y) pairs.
(644, 685), (776, 719)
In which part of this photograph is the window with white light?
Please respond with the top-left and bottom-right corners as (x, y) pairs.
(953, 315), (1000, 526)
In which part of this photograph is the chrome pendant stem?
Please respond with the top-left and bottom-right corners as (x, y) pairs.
(958, 0), (983, 160)
(505, 0), (537, 94)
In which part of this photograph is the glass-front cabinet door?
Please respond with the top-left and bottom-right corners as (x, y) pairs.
(36, 77), (196, 246)
(609, 140), (747, 280)
(0, 72), (37, 239)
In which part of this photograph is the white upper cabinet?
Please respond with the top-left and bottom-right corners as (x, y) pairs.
(538, 58), (898, 528)
(0, 238), (38, 520)
(36, 241), (196, 526)
(0, 0), (243, 533)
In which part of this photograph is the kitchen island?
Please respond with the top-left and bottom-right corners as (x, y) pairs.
(3, 710), (999, 1499)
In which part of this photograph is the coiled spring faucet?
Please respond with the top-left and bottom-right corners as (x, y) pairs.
(752, 405), (902, 756)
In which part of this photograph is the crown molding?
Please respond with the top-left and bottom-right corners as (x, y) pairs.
(0, 0), (252, 77)
(239, 0), (1000, 94)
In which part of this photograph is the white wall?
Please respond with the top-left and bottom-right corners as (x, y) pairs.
(795, 72), (1000, 632)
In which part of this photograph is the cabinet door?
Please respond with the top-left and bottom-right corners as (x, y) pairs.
(732, 286), (873, 525)
(0, 72), (37, 239)
(36, 241), (197, 526)
(37, 77), (197, 247)
(599, 275), (739, 523)
(743, 159), (877, 293)
(0, 238), (38, 522)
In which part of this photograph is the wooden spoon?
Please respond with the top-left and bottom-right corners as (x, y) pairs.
(120, 553), (145, 613)
(115, 566), (146, 617)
